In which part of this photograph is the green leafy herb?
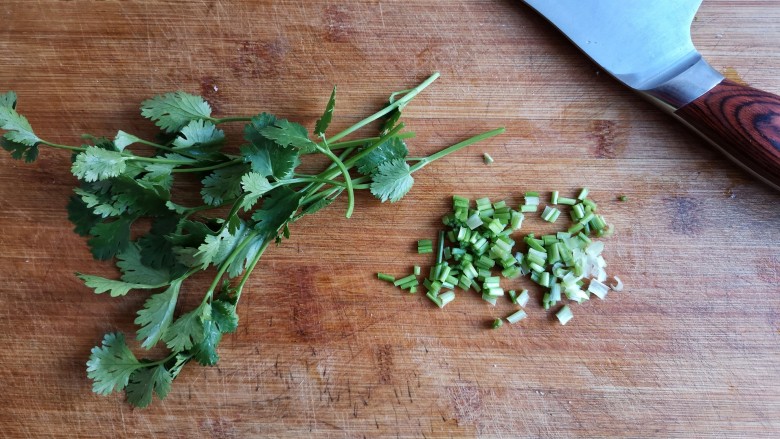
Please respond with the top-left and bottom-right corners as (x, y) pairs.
(0, 74), (504, 407)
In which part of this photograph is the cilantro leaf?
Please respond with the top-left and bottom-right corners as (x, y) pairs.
(1, 138), (38, 162)
(138, 215), (182, 270)
(126, 365), (172, 409)
(292, 196), (336, 222)
(226, 233), (265, 278)
(116, 243), (172, 285)
(240, 140), (300, 180)
(77, 273), (162, 297)
(259, 119), (317, 153)
(135, 280), (181, 349)
(141, 162), (175, 190)
(113, 131), (140, 152)
(172, 119), (225, 150)
(201, 164), (250, 206)
(140, 91), (212, 133)
(72, 147), (128, 182)
(67, 195), (102, 236)
(88, 216), (134, 260)
(86, 332), (142, 396)
(243, 112), (278, 145)
(315, 86), (336, 136)
(73, 187), (128, 218)
(211, 300), (238, 333)
(356, 136), (408, 176)
(251, 186), (302, 238)
(0, 91), (17, 109)
(239, 171), (273, 210)
(193, 221), (252, 270)
(163, 303), (207, 351)
(0, 105), (41, 147)
(369, 159), (414, 203)
(191, 320), (221, 366)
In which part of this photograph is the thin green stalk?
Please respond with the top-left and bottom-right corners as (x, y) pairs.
(233, 239), (273, 305)
(210, 116), (254, 124)
(327, 132), (415, 150)
(202, 231), (261, 305)
(172, 158), (244, 173)
(409, 128), (505, 173)
(326, 72), (439, 143)
(315, 145), (355, 218)
(40, 140), (86, 152)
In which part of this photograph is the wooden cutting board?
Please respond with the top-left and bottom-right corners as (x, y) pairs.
(1, 1), (778, 437)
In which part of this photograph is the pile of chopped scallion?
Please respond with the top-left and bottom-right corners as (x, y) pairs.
(377, 188), (623, 326)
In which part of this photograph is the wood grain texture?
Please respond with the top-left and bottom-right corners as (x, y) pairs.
(0, 0), (779, 438)
(676, 79), (780, 189)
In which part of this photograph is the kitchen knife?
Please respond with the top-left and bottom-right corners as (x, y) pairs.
(521, 0), (780, 190)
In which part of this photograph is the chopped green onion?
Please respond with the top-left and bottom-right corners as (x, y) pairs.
(520, 204), (538, 213)
(510, 211), (524, 230)
(413, 265), (421, 276)
(516, 290), (530, 307)
(588, 279), (609, 299)
(393, 274), (417, 286)
(572, 203), (585, 220)
(482, 153), (494, 164)
(541, 206), (561, 223)
(557, 197), (576, 205)
(618, 195), (628, 202)
(377, 273), (395, 283)
(551, 191), (559, 204)
(426, 292), (443, 307)
(556, 305), (574, 325)
(482, 293), (497, 305)
(409, 286), (417, 294)
(506, 309), (527, 324)
(439, 290), (456, 306)
(492, 318), (503, 329)
(399, 278), (419, 290)
(476, 197), (492, 211)
(453, 195), (470, 209)
(466, 213), (483, 230)
(577, 188), (589, 200)
(538, 271), (550, 287)
(582, 198), (597, 210)
(508, 290), (518, 303)
(418, 239), (433, 254)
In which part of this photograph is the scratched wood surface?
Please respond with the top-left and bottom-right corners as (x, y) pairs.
(1, 1), (779, 437)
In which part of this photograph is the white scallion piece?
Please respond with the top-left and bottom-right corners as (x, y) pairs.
(609, 275), (624, 291)
(516, 290), (530, 308)
(506, 309), (528, 324)
(588, 279), (609, 299)
(556, 305), (574, 325)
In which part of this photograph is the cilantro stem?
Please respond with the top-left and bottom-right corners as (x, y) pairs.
(327, 132), (415, 150)
(172, 159), (243, 173)
(132, 138), (200, 160)
(408, 128), (505, 173)
(233, 239), (272, 305)
(40, 140), (86, 152)
(315, 145), (355, 218)
(210, 116), (254, 124)
(202, 231), (261, 305)
(326, 72), (439, 143)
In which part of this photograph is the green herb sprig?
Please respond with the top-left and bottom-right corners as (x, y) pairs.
(0, 73), (504, 407)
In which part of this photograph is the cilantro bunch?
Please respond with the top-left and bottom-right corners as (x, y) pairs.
(0, 73), (503, 408)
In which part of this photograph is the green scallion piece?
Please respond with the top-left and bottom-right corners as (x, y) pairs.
(582, 198), (597, 210)
(492, 318), (503, 329)
(556, 305), (574, 325)
(538, 271), (550, 287)
(520, 204), (538, 213)
(426, 292), (443, 308)
(577, 188), (589, 200)
(399, 278), (419, 290)
(409, 286), (417, 294)
(466, 213), (483, 230)
(413, 265), (421, 276)
(541, 206), (561, 223)
(439, 290), (456, 306)
(482, 293), (497, 305)
(453, 195), (470, 209)
(418, 239), (433, 254)
(558, 197), (576, 205)
(476, 197), (492, 211)
(551, 191), (559, 204)
(510, 211), (524, 230)
(618, 195), (628, 202)
(483, 153), (494, 164)
(377, 273), (395, 283)
(393, 274), (417, 286)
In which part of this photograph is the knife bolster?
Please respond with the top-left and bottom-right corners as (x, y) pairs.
(643, 57), (724, 111)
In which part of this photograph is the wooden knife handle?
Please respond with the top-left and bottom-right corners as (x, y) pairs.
(675, 79), (780, 190)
